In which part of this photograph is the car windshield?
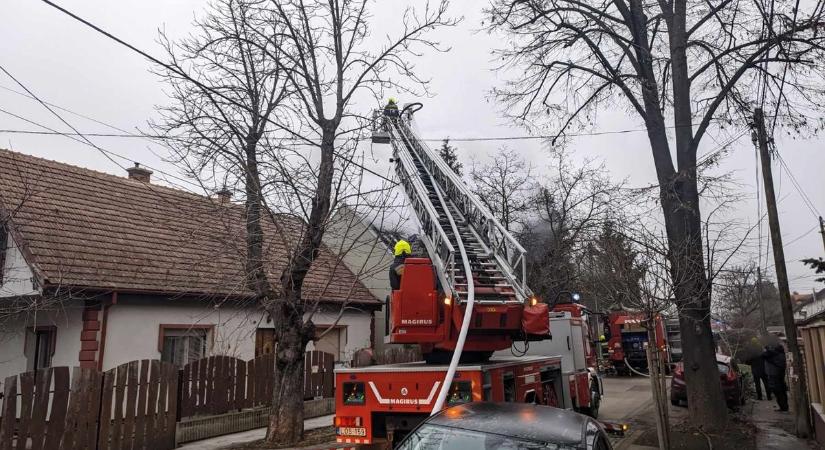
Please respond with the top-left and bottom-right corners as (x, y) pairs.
(397, 424), (578, 450)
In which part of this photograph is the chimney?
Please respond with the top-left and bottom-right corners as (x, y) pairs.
(126, 162), (152, 183)
(215, 188), (232, 205)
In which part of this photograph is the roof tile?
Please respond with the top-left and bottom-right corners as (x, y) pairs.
(0, 149), (378, 305)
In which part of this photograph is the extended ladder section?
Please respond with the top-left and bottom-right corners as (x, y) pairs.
(379, 109), (532, 304)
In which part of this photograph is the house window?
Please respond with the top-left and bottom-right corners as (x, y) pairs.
(255, 329), (276, 357)
(25, 326), (56, 371)
(159, 326), (210, 367)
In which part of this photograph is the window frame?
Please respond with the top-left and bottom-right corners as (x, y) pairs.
(25, 325), (57, 371)
(157, 324), (213, 366)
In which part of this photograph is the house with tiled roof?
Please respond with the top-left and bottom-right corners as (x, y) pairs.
(0, 149), (381, 380)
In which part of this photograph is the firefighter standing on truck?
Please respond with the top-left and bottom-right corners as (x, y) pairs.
(389, 239), (411, 290)
(384, 98), (399, 117)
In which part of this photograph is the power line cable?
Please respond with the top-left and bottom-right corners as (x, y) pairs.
(0, 87), (400, 186)
(0, 64), (125, 170)
(0, 106), (202, 191)
(37, 1), (399, 186)
(0, 84), (140, 137)
(784, 224), (818, 246)
(775, 151), (820, 218)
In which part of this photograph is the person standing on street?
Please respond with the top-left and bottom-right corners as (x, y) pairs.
(762, 344), (789, 411)
(748, 355), (772, 401)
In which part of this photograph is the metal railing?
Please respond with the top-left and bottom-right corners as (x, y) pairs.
(393, 114), (532, 302)
(385, 117), (456, 293)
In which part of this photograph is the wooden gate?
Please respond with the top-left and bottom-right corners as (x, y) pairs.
(97, 359), (178, 450)
(304, 350), (334, 399)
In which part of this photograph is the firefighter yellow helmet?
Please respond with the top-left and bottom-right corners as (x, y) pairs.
(394, 240), (411, 256)
(388, 97), (397, 104)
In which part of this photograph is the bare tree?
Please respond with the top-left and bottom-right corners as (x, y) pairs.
(715, 263), (782, 329)
(469, 146), (534, 232)
(153, 0), (456, 444)
(486, 0), (825, 432)
(623, 227), (675, 450)
(521, 151), (620, 302)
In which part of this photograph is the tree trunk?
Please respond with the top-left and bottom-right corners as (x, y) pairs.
(265, 126), (336, 445)
(644, 0), (729, 430)
(266, 310), (312, 445)
(647, 322), (670, 450)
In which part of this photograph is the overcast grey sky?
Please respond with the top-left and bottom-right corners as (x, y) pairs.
(1, 0), (823, 293)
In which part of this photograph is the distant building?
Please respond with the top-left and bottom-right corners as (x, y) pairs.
(322, 204), (400, 354)
(794, 288), (825, 323)
(0, 149), (380, 381)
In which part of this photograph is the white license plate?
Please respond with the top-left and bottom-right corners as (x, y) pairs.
(338, 427), (367, 437)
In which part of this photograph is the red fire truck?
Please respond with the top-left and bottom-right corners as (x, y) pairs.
(604, 311), (668, 375)
(335, 296), (604, 446)
(339, 106), (593, 447)
(334, 355), (574, 446)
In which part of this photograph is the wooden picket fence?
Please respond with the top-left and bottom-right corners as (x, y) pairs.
(179, 351), (334, 419)
(179, 354), (274, 418)
(98, 360), (178, 450)
(0, 351), (334, 449)
(0, 361), (177, 450)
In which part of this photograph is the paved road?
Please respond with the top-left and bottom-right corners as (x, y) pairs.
(600, 375), (655, 423)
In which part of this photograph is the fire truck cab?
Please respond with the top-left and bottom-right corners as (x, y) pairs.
(605, 311), (668, 375)
(334, 356), (564, 446)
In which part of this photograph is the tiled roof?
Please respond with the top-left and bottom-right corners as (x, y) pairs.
(0, 149), (379, 305)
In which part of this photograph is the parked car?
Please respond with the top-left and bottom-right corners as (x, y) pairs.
(395, 402), (614, 450)
(670, 354), (745, 408)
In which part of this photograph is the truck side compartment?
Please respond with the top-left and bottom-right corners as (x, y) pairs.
(334, 356), (563, 445)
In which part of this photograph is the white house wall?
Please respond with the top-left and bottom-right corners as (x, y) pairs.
(0, 294), (373, 380)
(0, 303), (82, 380)
(102, 296), (373, 370)
(0, 236), (38, 297)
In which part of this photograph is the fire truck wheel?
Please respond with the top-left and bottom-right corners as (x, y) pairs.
(582, 386), (601, 418)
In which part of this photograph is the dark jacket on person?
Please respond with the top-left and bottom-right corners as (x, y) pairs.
(389, 254), (407, 290)
(748, 356), (766, 378)
(761, 346), (787, 378)
(384, 102), (399, 117)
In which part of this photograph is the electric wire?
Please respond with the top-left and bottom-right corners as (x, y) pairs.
(0, 107), (205, 192)
(0, 64), (125, 171)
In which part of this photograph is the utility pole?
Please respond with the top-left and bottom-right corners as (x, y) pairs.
(754, 107), (811, 437)
(757, 266), (767, 336)
(819, 216), (825, 253)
